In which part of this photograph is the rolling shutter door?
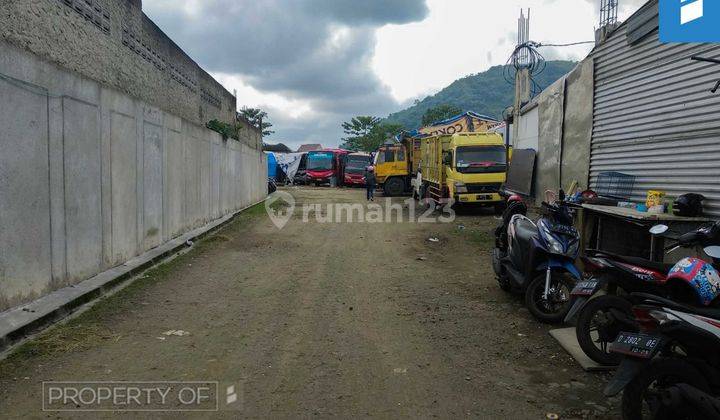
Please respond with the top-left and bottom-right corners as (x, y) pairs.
(591, 24), (720, 216)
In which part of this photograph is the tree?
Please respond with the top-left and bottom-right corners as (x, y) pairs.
(238, 107), (275, 137)
(365, 123), (404, 151)
(339, 116), (403, 152)
(341, 116), (381, 138)
(421, 104), (463, 127)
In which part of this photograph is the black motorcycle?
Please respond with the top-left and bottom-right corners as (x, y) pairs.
(567, 221), (720, 366)
(660, 384), (720, 420)
(492, 191), (582, 323)
(606, 289), (720, 419)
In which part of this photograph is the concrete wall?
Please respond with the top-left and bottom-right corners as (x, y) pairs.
(535, 78), (565, 203)
(515, 105), (539, 150)
(560, 58), (593, 194)
(513, 58), (594, 204)
(0, 0), (253, 143)
(0, 41), (267, 311)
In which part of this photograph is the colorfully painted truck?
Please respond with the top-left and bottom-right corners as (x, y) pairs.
(374, 112), (501, 197)
(420, 132), (508, 210)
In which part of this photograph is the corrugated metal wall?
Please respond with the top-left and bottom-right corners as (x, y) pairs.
(591, 5), (720, 216)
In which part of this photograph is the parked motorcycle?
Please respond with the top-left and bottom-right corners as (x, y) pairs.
(605, 281), (720, 419)
(492, 191), (582, 323)
(566, 221), (720, 365)
(660, 384), (720, 420)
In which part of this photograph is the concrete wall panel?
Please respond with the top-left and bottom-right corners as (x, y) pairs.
(561, 59), (593, 191)
(143, 122), (163, 250)
(0, 42), (266, 311)
(515, 107), (539, 150)
(165, 129), (185, 238)
(62, 98), (103, 281)
(0, 79), (52, 307)
(199, 140), (211, 224)
(534, 80), (565, 205)
(110, 111), (138, 263)
(520, 58), (592, 205)
(184, 134), (201, 228)
(211, 142), (221, 219)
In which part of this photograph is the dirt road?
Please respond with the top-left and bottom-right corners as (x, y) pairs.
(0, 187), (618, 418)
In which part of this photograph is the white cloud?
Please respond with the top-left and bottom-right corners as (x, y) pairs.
(145, 0), (647, 147)
(212, 73), (313, 120)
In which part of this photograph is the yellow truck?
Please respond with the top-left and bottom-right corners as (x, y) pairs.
(375, 112), (502, 197)
(420, 132), (508, 211)
(373, 134), (422, 196)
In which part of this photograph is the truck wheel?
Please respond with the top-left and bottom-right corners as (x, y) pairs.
(384, 177), (405, 196)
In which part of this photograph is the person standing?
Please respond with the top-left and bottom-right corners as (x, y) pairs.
(364, 166), (377, 201)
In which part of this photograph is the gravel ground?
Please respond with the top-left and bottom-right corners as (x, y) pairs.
(0, 187), (619, 419)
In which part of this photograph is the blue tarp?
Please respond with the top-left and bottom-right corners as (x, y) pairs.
(265, 152), (277, 179)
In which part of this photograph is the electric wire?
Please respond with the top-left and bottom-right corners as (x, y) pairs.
(537, 41), (595, 47)
(503, 41), (546, 98)
(504, 40), (595, 98)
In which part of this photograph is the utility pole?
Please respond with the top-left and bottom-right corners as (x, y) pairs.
(514, 9), (531, 111)
(512, 9), (531, 147)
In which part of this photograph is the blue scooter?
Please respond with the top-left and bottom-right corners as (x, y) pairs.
(492, 191), (582, 323)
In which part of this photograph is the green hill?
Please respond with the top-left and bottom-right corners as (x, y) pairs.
(385, 60), (577, 129)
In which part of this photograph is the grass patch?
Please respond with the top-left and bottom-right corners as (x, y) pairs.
(0, 255), (183, 376)
(0, 202), (266, 376)
(466, 229), (494, 247)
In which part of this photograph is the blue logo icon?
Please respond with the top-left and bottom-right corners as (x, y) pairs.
(660, 0), (720, 42)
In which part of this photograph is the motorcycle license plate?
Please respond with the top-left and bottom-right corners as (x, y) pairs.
(571, 280), (599, 296)
(610, 332), (662, 359)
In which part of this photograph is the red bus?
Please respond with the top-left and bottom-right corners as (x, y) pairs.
(306, 149), (349, 187)
(344, 153), (372, 186)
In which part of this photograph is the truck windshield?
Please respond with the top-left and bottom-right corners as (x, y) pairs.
(346, 156), (370, 173)
(455, 146), (507, 173)
(307, 152), (334, 171)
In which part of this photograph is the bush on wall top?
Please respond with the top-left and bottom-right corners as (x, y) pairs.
(206, 119), (242, 141)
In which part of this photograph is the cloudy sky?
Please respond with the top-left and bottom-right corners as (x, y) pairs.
(144, 0), (645, 150)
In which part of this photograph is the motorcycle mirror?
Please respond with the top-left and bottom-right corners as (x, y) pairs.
(649, 225), (669, 235)
(705, 246), (720, 259)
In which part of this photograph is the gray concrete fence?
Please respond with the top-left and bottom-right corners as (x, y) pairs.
(0, 41), (268, 312)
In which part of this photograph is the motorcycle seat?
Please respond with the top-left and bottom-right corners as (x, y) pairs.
(586, 250), (674, 274)
(512, 218), (538, 243)
(632, 292), (720, 319)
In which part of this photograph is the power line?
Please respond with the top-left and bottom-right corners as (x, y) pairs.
(537, 41), (596, 47)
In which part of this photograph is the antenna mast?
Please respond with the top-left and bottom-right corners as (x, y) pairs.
(513, 8), (532, 124)
(517, 9), (530, 68)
